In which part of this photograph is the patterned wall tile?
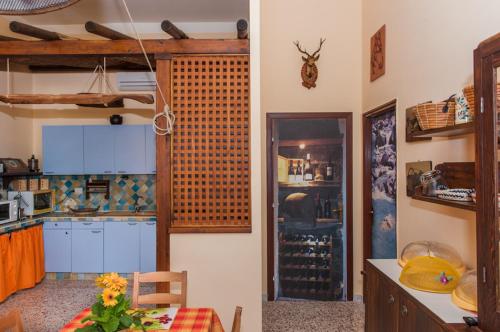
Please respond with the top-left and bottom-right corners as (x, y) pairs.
(48, 174), (156, 212)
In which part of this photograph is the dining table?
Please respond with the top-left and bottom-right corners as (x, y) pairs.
(60, 307), (225, 332)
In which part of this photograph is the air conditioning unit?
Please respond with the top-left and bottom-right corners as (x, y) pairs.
(117, 72), (156, 91)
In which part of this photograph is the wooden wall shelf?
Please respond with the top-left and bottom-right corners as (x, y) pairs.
(279, 181), (341, 188)
(412, 194), (476, 211)
(408, 122), (474, 139)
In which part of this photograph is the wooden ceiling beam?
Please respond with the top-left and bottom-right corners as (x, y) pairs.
(85, 21), (134, 40)
(237, 19), (248, 39)
(161, 20), (189, 39)
(0, 39), (249, 56)
(9, 21), (70, 41)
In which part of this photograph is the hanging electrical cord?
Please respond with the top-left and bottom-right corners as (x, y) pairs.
(120, 0), (175, 135)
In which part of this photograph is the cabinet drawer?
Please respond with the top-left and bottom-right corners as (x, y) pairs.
(72, 221), (104, 229)
(43, 221), (72, 230)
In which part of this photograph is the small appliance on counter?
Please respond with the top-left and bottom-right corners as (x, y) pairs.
(7, 190), (54, 216)
(0, 200), (18, 224)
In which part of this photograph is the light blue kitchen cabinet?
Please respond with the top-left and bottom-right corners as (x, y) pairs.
(43, 125), (84, 175)
(83, 126), (115, 174)
(145, 125), (156, 174)
(103, 222), (140, 273)
(114, 125), (146, 174)
(140, 221), (156, 272)
(71, 229), (104, 273)
(43, 228), (72, 272)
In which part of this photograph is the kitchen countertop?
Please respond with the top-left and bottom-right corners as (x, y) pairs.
(367, 259), (475, 324)
(0, 211), (157, 235)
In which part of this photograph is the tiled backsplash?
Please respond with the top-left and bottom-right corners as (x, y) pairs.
(49, 175), (156, 212)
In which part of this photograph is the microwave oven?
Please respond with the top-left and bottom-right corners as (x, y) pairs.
(8, 190), (54, 216)
(0, 200), (18, 224)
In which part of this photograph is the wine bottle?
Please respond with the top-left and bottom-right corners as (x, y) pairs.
(288, 160), (295, 183)
(324, 194), (332, 218)
(326, 158), (334, 181)
(337, 193), (343, 223)
(315, 193), (323, 219)
(304, 153), (313, 181)
(296, 160), (304, 182)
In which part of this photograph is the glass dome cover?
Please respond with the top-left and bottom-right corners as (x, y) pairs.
(398, 241), (465, 274)
(452, 270), (477, 312)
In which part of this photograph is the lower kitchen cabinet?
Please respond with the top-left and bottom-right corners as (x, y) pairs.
(43, 219), (156, 274)
(44, 229), (72, 272)
(71, 229), (104, 273)
(365, 260), (465, 332)
(104, 222), (141, 273)
(140, 221), (157, 272)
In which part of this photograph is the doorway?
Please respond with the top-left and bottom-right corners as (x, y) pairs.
(266, 113), (353, 302)
(362, 100), (397, 262)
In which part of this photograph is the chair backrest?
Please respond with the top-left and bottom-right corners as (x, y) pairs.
(132, 271), (187, 308)
(231, 306), (243, 332)
(0, 309), (24, 332)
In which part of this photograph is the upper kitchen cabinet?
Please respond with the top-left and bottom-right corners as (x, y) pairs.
(43, 125), (155, 175)
(84, 126), (115, 174)
(145, 125), (156, 174)
(114, 125), (146, 174)
(43, 125), (84, 175)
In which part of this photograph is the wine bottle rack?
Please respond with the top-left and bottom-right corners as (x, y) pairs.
(278, 230), (343, 301)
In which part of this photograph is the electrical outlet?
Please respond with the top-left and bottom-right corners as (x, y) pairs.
(74, 187), (83, 195)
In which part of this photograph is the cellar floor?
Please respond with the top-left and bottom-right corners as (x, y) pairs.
(263, 300), (364, 332)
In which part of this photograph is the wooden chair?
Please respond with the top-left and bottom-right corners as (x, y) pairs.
(231, 306), (243, 332)
(132, 271), (187, 308)
(0, 309), (24, 332)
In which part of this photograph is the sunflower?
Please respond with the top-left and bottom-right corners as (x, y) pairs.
(95, 273), (128, 294)
(102, 288), (119, 307)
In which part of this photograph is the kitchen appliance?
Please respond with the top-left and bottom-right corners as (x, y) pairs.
(0, 158), (29, 174)
(8, 190), (54, 216)
(0, 200), (18, 224)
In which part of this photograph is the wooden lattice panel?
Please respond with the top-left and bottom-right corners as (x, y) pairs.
(171, 56), (251, 231)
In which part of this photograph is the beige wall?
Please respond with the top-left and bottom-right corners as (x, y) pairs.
(261, 0), (363, 297)
(0, 17), (33, 160)
(362, 0), (500, 270)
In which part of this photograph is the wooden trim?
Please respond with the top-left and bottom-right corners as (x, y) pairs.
(169, 226), (251, 234)
(155, 59), (172, 293)
(0, 39), (249, 56)
(362, 100), (397, 301)
(474, 37), (500, 331)
(266, 112), (354, 301)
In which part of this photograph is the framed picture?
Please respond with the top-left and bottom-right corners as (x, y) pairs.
(406, 161), (432, 197)
(370, 25), (386, 82)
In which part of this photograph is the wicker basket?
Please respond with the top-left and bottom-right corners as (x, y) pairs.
(463, 84), (500, 115)
(415, 100), (456, 130)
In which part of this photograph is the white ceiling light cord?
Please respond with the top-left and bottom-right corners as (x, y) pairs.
(120, 0), (175, 136)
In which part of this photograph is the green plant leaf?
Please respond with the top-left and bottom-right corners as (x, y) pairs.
(75, 324), (99, 332)
(92, 302), (104, 316)
(120, 314), (133, 327)
(101, 317), (120, 332)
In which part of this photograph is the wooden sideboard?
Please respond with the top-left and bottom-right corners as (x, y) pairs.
(365, 260), (478, 332)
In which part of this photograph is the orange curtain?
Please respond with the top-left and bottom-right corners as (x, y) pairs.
(0, 225), (45, 303)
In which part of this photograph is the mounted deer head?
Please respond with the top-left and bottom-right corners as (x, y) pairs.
(294, 38), (326, 89)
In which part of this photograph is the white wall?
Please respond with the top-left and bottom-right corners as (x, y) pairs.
(362, 0), (500, 269)
(261, 0), (363, 297)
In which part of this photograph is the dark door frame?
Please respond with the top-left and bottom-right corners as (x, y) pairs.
(362, 99), (397, 298)
(266, 112), (353, 301)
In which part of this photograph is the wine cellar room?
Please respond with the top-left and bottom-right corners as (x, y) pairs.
(267, 113), (353, 302)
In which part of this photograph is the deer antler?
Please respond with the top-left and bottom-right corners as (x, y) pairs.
(293, 41), (310, 56)
(311, 38), (326, 58)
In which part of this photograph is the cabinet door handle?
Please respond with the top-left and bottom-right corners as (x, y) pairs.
(118, 171), (127, 174)
(104, 171), (112, 174)
(83, 222), (92, 226)
(45, 171), (54, 174)
(146, 222), (155, 226)
(128, 222), (138, 226)
(388, 294), (395, 304)
(54, 223), (58, 226)
(91, 230), (101, 234)
(401, 304), (408, 316)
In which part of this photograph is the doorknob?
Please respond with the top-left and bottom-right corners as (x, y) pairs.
(388, 294), (395, 304)
(401, 304), (408, 316)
